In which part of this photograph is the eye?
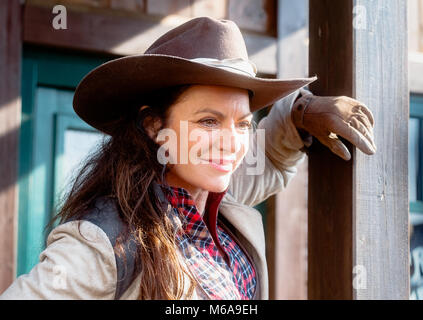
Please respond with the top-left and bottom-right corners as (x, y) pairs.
(237, 121), (252, 130)
(199, 118), (219, 128)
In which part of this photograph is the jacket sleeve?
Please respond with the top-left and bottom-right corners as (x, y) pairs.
(228, 88), (313, 207)
(0, 220), (117, 300)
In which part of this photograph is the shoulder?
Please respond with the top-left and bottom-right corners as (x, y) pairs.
(65, 196), (126, 248)
(62, 196), (141, 299)
(1, 197), (139, 300)
(0, 206), (118, 299)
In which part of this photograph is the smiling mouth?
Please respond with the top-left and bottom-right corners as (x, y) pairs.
(199, 158), (235, 172)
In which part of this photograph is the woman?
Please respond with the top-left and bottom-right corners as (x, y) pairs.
(0, 16), (376, 300)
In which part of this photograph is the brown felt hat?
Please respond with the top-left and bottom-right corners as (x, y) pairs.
(73, 16), (317, 135)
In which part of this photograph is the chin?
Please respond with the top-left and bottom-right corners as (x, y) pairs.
(202, 176), (231, 193)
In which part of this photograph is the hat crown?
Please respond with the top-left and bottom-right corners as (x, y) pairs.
(144, 17), (249, 61)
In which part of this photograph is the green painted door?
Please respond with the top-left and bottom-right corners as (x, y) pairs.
(18, 46), (111, 275)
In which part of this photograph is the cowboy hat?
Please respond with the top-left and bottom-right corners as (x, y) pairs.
(73, 16), (317, 135)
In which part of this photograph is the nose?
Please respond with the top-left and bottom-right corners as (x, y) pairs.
(213, 123), (242, 155)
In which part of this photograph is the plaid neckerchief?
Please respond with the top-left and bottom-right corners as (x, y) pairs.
(161, 185), (257, 300)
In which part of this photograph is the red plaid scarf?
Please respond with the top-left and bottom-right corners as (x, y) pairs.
(161, 185), (257, 300)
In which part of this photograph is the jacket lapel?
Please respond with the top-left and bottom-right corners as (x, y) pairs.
(218, 193), (268, 299)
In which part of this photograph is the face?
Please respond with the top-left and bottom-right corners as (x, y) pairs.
(157, 85), (252, 193)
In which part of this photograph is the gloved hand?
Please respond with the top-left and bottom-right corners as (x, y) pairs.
(291, 92), (376, 161)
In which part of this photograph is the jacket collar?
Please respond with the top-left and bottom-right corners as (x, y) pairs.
(156, 183), (227, 244)
(153, 182), (265, 299)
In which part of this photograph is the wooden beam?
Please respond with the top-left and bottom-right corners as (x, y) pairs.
(308, 0), (409, 299)
(0, 0), (22, 291)
(23, 4), (277, 75)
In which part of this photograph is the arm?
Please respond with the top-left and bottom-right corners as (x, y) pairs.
(227, 88), (313, 207)
(0, 220), (117, 300)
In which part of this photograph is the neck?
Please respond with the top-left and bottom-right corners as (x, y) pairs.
(165, 173), (209, 216)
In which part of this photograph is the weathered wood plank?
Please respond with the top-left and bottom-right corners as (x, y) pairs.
(23, 4), (278, 75)
(308, 0), (409, 299)
(353, 0), (409, 300)
(228, 0), (268, 33)
(146, 0), (191, 17)
(274, 160), (309, 299)
(277, 0), (309, 78)
(273, 0), (309, 300)
(0, 0), (22, 291)
(191, 0), (227, 19)
(109, 0), (145, 11)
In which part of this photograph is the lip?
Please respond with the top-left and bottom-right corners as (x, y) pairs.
(199, 158), (235, 172)
(208, 158), (235, 165)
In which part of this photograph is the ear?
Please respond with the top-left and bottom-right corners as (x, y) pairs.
(143, 115), (163, 141)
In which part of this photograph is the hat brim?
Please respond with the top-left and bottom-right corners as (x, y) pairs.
(73, 54), (317, 135)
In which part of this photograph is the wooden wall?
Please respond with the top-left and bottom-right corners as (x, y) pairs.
(27, 0), (277, 36)
(0, 0), (22, 292)
(24, 0), (279, 75)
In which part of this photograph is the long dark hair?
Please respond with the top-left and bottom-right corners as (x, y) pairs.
(48, 84), (197, 299)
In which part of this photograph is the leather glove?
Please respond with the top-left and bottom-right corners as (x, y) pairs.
(291, 92), (376, 161)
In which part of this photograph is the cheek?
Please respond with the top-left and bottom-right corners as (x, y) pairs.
(242, 134), (250, 153)
(188, 130), (212, 161)
(236, 134), (250, 161)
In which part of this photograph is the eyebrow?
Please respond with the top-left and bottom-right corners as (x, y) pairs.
(194, 108), (253, 121)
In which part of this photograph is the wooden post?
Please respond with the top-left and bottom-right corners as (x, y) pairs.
(0, 0), (22, 290)
(308, 0), (409, 299)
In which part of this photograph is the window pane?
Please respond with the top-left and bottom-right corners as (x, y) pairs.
(62, 129), (105, 197)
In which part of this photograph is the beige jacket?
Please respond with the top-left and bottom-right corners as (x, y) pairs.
(0, 88), (311, 300)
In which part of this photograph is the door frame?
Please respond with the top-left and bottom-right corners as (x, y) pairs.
(17, 46), (110, 275)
